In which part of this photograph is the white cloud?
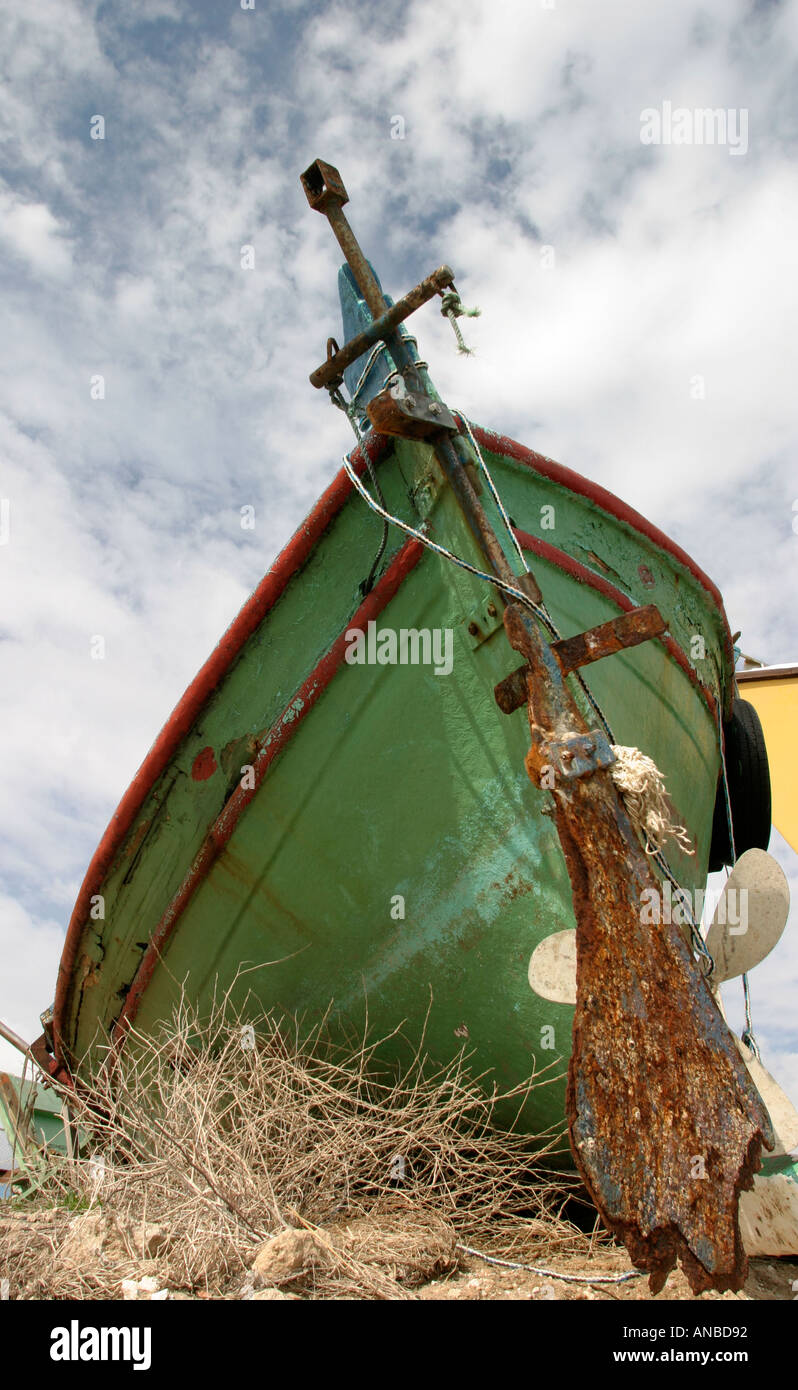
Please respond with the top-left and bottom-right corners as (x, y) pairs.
(0, 895), (63, 1076)
(0, 189), (74, 276)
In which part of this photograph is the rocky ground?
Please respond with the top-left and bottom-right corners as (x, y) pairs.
(418, 1248), (798, 1302)
(2, 1205), (796, 1301)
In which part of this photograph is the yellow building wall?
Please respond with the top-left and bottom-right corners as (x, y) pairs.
(739, 677), (797, 854)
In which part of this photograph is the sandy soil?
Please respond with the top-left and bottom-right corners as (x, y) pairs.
(2, 1203), (796, 1300)
(417, 1248), (798, 1301)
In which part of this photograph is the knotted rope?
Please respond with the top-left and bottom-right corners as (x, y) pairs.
(440, 289), (481, 355)
(610, 745), (695, 857)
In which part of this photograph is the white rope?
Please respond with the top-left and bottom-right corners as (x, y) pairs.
(717, 704), (758, 1041)
(611, 747), (713, 975)
(456, 416), (619, 746)
(458, 414), (533, 581)
(717, 704), (737, 866)
(456, 1243), (643, 1285)
(348, 341), (386, 412)
(440, 290), (481, 355)
(340, 451), (544, 615)
(610, 745), (695, 857)
(742, 972), (761, 1061)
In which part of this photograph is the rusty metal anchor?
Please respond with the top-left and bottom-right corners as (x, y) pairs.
(503, 601), (773, 1294)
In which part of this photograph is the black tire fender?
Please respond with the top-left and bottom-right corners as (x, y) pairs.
(708, 696), (771, 872)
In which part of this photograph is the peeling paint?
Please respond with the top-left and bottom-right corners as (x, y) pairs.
(191, 747), (217, 782)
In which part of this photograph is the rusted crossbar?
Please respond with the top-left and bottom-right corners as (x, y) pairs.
(495, 604), (666, 714)
(309, 266), (455, 389)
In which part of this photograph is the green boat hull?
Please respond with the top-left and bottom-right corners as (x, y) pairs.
(0, 1073), (71, 1179)
(52, 426), (733, 1138)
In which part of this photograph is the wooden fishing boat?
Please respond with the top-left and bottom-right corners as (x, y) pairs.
(47, 341), (738, 1127)
(0, 1072), (73, 1191)
(26, 162), (796, 1291)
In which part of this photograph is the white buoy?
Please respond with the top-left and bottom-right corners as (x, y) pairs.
(705, 849), (790, 982)
(735, 1037), (798, 1155)
(736, 1038), (798, 1258)
(528, 929), (577, 1004)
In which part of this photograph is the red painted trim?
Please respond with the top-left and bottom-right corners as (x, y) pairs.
(472, 426), (727, 606)
(515, 530), (719, 720)
(110, 537), (425, 1048)
(52, 432), (389, 1064)
(470, 424), (735, 679)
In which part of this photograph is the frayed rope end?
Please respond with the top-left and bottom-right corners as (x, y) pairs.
(610, 745), (695, 856)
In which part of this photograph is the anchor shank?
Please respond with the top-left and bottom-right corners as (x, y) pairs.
(503, 602), (773, 1294)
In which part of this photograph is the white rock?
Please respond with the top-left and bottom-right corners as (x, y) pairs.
(251, 1229), (325, 1284)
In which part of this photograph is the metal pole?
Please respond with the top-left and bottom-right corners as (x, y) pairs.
(301, 160), (541, 601)
(323, 200), (388, 322)
(0, 1018), (32, 1059)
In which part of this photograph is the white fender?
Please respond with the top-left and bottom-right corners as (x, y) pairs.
(705, 849), (790, 982)
(528, 930), (577, 1005)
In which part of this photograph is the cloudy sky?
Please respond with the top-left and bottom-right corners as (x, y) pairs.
(1, 0), (796, 1119)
